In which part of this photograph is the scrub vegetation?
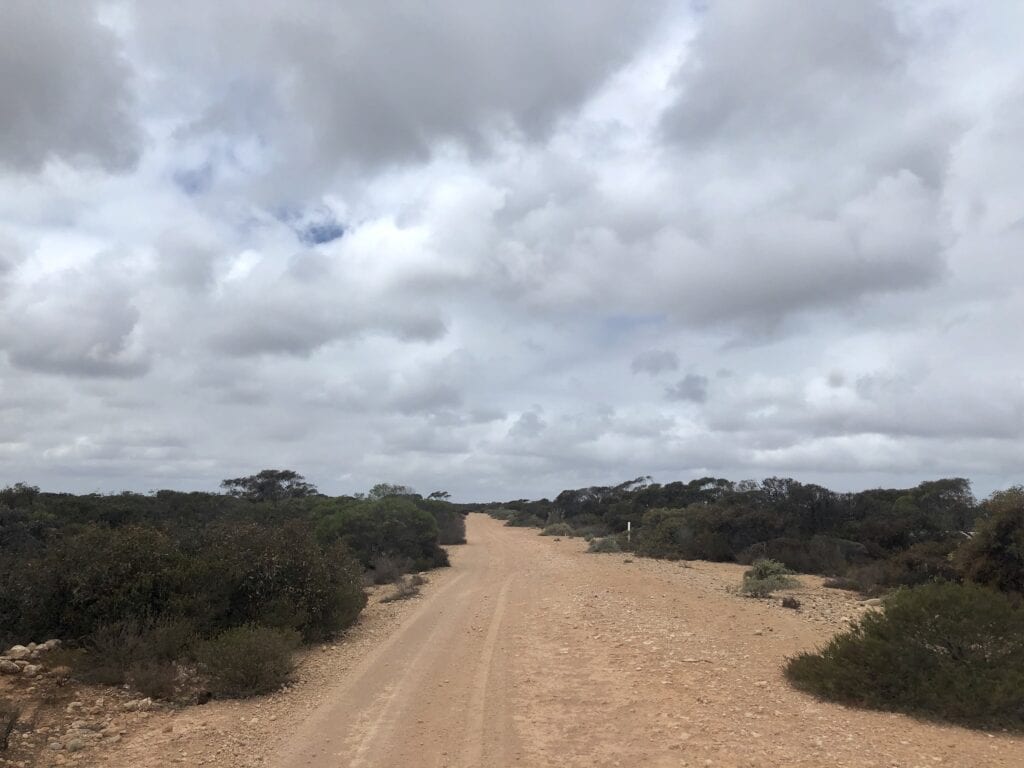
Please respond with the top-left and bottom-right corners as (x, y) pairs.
(479, 476), (1024, 730)
(0, 474), (465, 701)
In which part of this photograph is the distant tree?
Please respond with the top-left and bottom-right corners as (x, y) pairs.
(0, 483), (40, 508)
(368, 483), (417, 500)
(220, 470), (317, 502)
(427, 491), (451, 500)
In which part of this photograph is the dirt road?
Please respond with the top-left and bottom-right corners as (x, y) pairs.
(100, 514), (1024, 768)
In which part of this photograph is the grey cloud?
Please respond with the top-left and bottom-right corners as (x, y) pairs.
(156, 232), (221, 290)
(208, 280), (447, 358)
(1, 3), (1023, 502)
(664, 1), (904, 145)
(137, 1), (667, 175)
(666, 374), (708, 403)
(508, 411), (546, 440)
(0, 2), (140, 171)
(0, 268), (149, 378)
(391, 382), (463, 416)
(631, 349), (679, 376)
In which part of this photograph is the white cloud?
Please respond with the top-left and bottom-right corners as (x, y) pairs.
(0, 1), (1022, 500)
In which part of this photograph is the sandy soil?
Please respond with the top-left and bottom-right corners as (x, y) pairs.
(33, 513), (1024, 767)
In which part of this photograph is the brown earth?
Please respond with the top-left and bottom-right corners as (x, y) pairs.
(19, 513), (1024, 768)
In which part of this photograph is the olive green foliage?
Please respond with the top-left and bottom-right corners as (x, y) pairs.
(587, 536), (622, 553)
(412, 497), (466, 544)
(827, 539), (960, 596)
(955, 487), (1024, 596)
(504, 510), (545, 528)
(740, 559), (799, 597)
(0, 516), (366, 648)
(541, 522), (575, 537)
(502, 475), (982, 595)
(315, 496), (449, 571)
(194, 625), (301, 698)
(785, 582), (1024, 730)
(0, 478), (460, 700)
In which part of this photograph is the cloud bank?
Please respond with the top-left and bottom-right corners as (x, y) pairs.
(0, 1), (1022, 500)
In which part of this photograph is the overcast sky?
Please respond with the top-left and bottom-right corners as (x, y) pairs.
(1, 1), (1022, 501)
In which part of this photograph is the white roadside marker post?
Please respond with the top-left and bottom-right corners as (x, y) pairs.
(627, 521), (631, 545)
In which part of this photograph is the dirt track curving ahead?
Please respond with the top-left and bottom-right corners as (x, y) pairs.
(100, 514), (1024, 768)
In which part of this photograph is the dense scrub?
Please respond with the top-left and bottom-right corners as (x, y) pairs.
(481, 475), (994, 595)
(786, 582), (1024, 729)
(0, 475), (464, 699)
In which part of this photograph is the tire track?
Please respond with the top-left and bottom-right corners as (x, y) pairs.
(460, 574), (515, 766)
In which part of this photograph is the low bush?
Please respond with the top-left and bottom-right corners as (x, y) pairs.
(419, 502), (466, 545)
(315, 498), (449, 571)
(741, 559), (798, 598)
(785, 582), (1024, 729)
(129, 660), (178, 700)
(587, 536), (622, 553)
(824, 540), (961, 596)
(781, 596), (801, 610)
(194, 625), (300, 698)
(380, 574), (426, 603)
(505, 511), (545, 528)
(738, 536), (869, 575)
(369, 554), (411, 585)
(541, 523), (575, 537)
(79, 620), (148, 685)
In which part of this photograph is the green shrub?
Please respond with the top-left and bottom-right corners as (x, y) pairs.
(505, 510), (545, 528)
(741, 559), (798, 597)
(190, 523), (366, 640)
(824, 540), (961, 596)
(415, 501), (466, 544)
(738, 536), (868, 575)
(142, 617), (198, 662)
(194, 625), (300, 698)
(541, 523), (575, 537)
(316, 498), (448, 570)
(129, 660), (178, 700)
(956, 488), (1024, 596)
(369, 554), (411, 584)
(79, 620), (148, 685)
(785, 582), (1024, 729)
(380, 574), (426, 603)
(587, 536), (622, 553)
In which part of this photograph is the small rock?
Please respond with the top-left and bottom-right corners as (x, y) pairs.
(0, 660), (19, 675)
(753, 630), (763, 636)
(22, 664), (42, 677)
(65, 738), (85, 753)
(7, 645), (30, 660)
